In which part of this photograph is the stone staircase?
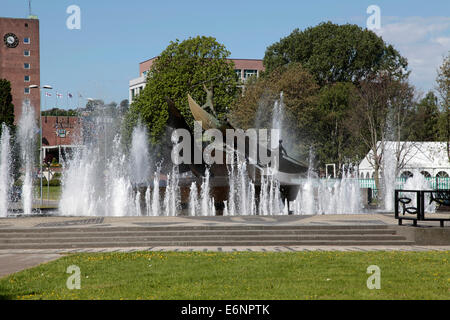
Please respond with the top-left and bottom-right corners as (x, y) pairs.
(0, 225), (414, 249)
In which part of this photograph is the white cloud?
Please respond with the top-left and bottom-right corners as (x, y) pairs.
(374, 16), (450, 93)
(433, 36), (450, 47)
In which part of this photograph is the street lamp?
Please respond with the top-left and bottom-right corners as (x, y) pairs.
(29, 84), (53, 206)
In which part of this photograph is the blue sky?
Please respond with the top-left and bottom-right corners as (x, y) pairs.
(2, 0), (450, 109)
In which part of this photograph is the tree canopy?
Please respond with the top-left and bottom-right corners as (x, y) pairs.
(230, 63), (319, 159)
(311, 82), (362, 168)
(263, 22), (409, 86)
(436, 52), (450, 160)
(0, 79), (15, 130)
(406, 91), (441, 142)
(128, 36), (238, 144)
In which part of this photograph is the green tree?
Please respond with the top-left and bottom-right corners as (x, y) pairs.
(0, 79), (21, 183)
(406, 91), (441, 141)
(128, 36), (238, 144)
(263, 22), (409, 86)
(0, 79), (15, 130)
(311, 82), (363, 169)
(230, 63), (319, 160)
(119, 99), (129, 115)
(41, 108), (78, 116)
(436, 52), (450, 160)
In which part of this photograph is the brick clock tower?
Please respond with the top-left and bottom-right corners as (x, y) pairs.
(0, 17), (40, 123)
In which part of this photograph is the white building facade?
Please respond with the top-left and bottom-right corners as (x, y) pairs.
(128, 57), (265, 103)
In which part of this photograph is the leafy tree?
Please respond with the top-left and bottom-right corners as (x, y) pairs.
(230, 63), (319, 160)
(406, 91), (441, 141)
(263, 22), (409, 86)
(85, 99), (105, 112)
(119, 99), (129, 115)
(311, 82), (363, 169)
(0, 79), (21, 182)
(0, 79), (15, 130)
(128, 36), (238, 144)
(436, 52), (450, 160)
(41, 108), (78, 116)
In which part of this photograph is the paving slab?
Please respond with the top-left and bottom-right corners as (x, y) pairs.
(0, 213), (399, 229)
(0, 253), (61, 278)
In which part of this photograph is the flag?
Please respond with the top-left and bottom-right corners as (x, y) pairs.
(45, 92), (52, 97)
(56, 93), (63, 98)
(68, 93), (73, 98)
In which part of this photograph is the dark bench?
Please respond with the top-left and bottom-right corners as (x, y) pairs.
(395, 190), (450, 227)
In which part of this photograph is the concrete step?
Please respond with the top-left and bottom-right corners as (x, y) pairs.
(0, 234), (407, 244)
(0, 224), (412, 249)
(0, 224), (391, 234)
(0, 239), (415, 249)
(0, 229), (397, 238)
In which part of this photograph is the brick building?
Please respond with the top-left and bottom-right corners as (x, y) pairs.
(129, 57), (264, 102)
(41, 116), (83, 163)
(0, 17), (40, 122)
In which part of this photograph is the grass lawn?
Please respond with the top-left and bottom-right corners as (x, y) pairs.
(0, 251), (448, 300)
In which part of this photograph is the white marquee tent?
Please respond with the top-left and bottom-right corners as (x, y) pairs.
(359, 141), (450, 178)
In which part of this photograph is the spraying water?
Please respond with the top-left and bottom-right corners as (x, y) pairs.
(383, 143), (397, 212)
(130, 124), (150, 185)
(271, 92), (284, 150)
(189, 182), (199, 216)
(402, 169), (435, 213)
(18, 102), (37, 215)
(0, 124), (12, 217)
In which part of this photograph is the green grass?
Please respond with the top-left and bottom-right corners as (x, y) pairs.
(0, 251), (448, 300)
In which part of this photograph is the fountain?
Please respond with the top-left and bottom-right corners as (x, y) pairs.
(130, 124), (151, 185)
(402, 169), (436, 213)
(53, 92), (424, 218)
(189, 182), (199, 216)
(383, 143), (397, 212)
(17, 102), (37, 215)
(0, 124), (12, 217)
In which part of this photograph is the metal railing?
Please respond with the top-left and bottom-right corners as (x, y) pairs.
(357, 177), (450, 191)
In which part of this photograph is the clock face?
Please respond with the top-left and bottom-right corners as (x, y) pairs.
(3, 33), (19, 48)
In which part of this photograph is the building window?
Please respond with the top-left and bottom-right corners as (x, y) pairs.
(24, 87), (30, 94)
(25, 23), (29, 27)
(24, 63), (30, 69)
(142, 71), (148, 77)
(400, 171), (414, 179)
(24, 37), (30, 44)
(24, 75), (30, 82)
(436, 171), (449, 178)
(244, 69), (258, 80)
(24, 50), (30, 56)
(420, 171), (431, 178)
